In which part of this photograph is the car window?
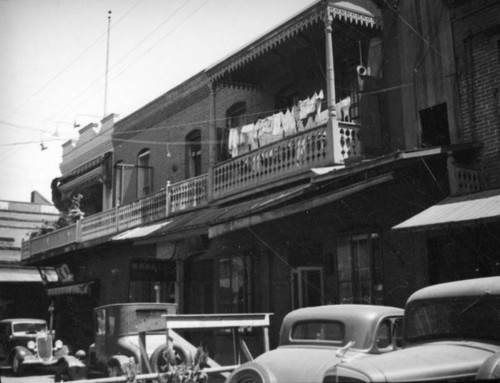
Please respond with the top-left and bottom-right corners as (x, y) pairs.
(376, 320), (392, 349)
(292, 321), (345, 342)
(12, 322), (47, 334)
(405, 295), (500, 344)
(96, 310), (106, 336)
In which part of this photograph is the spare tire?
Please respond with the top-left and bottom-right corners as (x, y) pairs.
(149, 343), (193, 373)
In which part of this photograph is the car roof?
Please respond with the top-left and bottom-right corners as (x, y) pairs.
(283, 304), (403, 324)
(280, 304), (404, 348)
(407, 276), (500, 303)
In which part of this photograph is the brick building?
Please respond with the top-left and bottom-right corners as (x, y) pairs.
(21, 0), (499, 356)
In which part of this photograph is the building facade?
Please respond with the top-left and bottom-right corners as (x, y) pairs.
(21, 0), (498, 355)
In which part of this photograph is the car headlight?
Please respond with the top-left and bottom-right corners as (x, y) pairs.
(55, 339), (63, 349)
(27, 341), (36, 350)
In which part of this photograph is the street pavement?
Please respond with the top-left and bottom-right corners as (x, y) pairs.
(1, 366), (56, 382)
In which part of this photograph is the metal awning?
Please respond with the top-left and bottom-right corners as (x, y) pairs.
(209, 173), (393, 237)
(0, 266), (58, 283)
(111, 221), (173, 241)
(47, 281), (95, 297)
(393, 188), (500, 232)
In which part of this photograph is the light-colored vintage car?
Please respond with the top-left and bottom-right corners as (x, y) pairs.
(323, 276), (500, 382)
(0, 318), (69, 376)
(225, 304), (404, 383)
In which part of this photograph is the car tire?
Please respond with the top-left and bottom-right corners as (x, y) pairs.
(149, 343), (193, 372)
(11, 354), (24, 376)
(107, 355), (132, 377)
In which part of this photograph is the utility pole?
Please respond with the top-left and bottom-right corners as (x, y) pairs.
(104, 10), (111, 118)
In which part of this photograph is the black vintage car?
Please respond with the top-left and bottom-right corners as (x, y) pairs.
(0, 318), (69, 375)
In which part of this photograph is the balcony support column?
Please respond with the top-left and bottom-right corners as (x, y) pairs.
(208, 81), (217, 201)
(324, 8), (339, 163)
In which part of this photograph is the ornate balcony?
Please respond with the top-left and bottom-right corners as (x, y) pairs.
(213, 121), (361, 199)
(22, 120), (362, 259)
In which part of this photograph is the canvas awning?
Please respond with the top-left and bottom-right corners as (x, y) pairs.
(47, 281), (95, 297)
(209, 173), (393, 237)
(393, 188), (500, 232)
(0, 266), (58, 283)
(111, 221), (173, 241)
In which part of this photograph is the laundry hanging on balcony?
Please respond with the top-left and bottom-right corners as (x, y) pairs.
(227, 90), (327, 158)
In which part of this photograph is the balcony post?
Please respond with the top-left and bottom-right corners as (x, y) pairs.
(166, 181), (171, 217)
(324, 7), (339, 164)
(208, 81), (216, 201)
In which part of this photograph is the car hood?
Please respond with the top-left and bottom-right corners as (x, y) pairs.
(246, 346), (364, 383)
(333, 342), (500, 382)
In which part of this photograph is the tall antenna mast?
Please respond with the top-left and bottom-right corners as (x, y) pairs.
(104, 10), (112, 118)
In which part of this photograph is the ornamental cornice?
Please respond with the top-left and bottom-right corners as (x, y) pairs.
(208, 8), (323, 82)
(327, 5), (382, 29)
(208, 4), (381, 83)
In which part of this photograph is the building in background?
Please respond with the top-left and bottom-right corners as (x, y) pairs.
(0, 192), (59, 318)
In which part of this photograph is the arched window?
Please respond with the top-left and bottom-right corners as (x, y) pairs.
(220, 102), (246, 161)
(137, 149), (152, 198)
(185, 130), (202, 178)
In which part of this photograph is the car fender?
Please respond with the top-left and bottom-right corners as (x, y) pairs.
(10, 346), (33, 362)
(476, 351), (500, 380)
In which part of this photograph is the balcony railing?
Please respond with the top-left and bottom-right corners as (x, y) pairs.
(448, 156), (484, 196)
(168, 175), (209, 214)
(213, 121), (361, 199)
(22, 223), (78, 260)
(22, 120), (362, 259)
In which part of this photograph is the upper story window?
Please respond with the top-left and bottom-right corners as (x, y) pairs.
(220, 102), (246, 161)
(185, 130), (202, 178)
(137, 149), (153, 198)
(419, 103), (450, 147)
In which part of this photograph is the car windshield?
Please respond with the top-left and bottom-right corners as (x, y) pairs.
(12, 322), (47, 334)
(291, 320), (345, 342)
(405, 294), (500, 344)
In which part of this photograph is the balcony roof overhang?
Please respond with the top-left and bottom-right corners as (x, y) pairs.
(206, 0), (382, 82)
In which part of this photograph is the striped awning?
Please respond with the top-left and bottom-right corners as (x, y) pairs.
(393, 188), (500, 231)
(59, 166), (102, 193)
(47, 281), (94, 297)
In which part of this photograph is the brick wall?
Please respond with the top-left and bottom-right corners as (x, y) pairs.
(452, 0), (500, 188)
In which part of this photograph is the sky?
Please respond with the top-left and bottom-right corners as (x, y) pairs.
(0, 0), (314, 203)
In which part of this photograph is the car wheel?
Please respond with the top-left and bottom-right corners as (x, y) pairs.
(150, 344), (193, 372)
(229, 369), (265, 383)
(11, 354), (24, 376)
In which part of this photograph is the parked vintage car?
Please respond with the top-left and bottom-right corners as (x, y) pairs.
(0, 318), (69, 376)
(323, 276), (500, 382)
(87, 302), (193, 376)
(225, 304), (404, 383)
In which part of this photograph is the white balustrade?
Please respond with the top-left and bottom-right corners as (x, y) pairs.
(168, 175), (209, 213)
